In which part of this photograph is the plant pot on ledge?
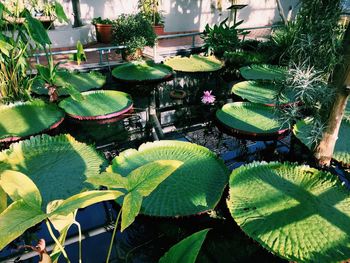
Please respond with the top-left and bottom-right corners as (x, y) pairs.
(95, 23), (113, 44)
(153, 24), (165, 35)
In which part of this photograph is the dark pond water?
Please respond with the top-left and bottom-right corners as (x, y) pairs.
(1, 66), (348, 263)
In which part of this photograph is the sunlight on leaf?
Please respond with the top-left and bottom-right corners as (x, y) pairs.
(0, 170), (42, 208)
(121, 191), (142, 231)
(159, 229), (210, 263)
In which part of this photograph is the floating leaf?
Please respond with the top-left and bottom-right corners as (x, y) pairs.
(216, 102), (289, 138)
(232, 81), (296, 105)
(239, 64), (287, 81)
(164, 55), (223, 72)
(159, 229), (210, 263)
(0, 100), (64, 143)
(31, 71), (106, 96)
(112, 60), (173, 82)
(227, 162), (350, 262)
(58, 90), (133, 120)
(107, 141), (228, 216)
(0, 134), (106, 209)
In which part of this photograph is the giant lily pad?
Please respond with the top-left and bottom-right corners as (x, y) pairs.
(227, 161), (350, 262)
(0, 134), (106, 208)
(31, 71), (106, 96)
(293, 118), (350, 166)
(59, 90), (133, 120)
(112, 60), (174, 82)
(239, 64), (287, 81)
(232, 81), (296, 105)
(216, 102), (289, 139)
(0, 100), (64, 143)
(107, 140), (229, 217)
(164, 55), (223, 72)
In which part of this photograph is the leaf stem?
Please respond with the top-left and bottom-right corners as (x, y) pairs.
(106, 208), (122, 263)
(45, 219), (71, 263)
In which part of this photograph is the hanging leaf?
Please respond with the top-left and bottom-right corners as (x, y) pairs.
(54, 1), (69, 23)
(0, 200), (47, 250)
(159, 229), (210, 263)
(0, 170), (42, 208)
(24, 11), (51, 47)
(121, 191), (143, 232)
(50, 190), (123, 216)
(0, 40), (13, 57)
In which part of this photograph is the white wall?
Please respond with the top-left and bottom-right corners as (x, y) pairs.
(58, 0), (298, 32)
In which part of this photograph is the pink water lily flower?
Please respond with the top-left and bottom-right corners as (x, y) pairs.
(201, 90), (216, 104)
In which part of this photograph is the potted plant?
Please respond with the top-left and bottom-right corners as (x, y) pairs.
(92, 17), (114, 44)
(112, 13), (156, 60)
(138, 0), (165, 35)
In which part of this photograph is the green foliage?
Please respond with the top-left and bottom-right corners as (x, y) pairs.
(0, 100), (64, 142)
(112, 13), (156, 54)
(87, 160), (183, 231)
(159, 229), (210, 263)
(239, 64), (287, 81)
(138, 0), (164, 25)
(223, 50), (267, 68)
(227, 161), (350, 262)
(91, 17), (113, 25)
(73, 40), (87, 65)
(58, 90), (133, 119)
(216, 102), (289, 135)
(107, 140), (229, 217)
(111, 60), (173, 82)
(164, 55), (223, 72)
(202, 18), (242, 57)
(289, 0), (343, 74)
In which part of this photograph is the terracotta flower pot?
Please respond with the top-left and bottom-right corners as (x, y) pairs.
(95, 23), (113, 43)
(153, 25), (165, 35)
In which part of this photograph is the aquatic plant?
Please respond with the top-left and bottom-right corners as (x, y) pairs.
(227, 161), (350, 262)
(159, 229), (209, 263)
(0, 100), (64, 142)
(239, 64), (287, 81)
(164, 55), (223, 73)
(201, 90), (216, 104)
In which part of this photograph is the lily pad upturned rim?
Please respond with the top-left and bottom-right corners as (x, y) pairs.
(58, 90), (133, 120)
(107, 140), (229, 217)
(164, 55), (224, 73)
(293, 118), (350, 167)
(0, 133), (107, 209)
(0, 100), (65, 143)
(111, 60), (174, 83)
(31, 70), (107, 96)
(239, 64), (287, 81)
(227, 161), (350, 263)
(216, 102), (289, 140)
(231, 80), (297, 106)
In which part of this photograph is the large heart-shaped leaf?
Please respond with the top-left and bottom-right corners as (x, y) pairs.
(159, 229), (210, 263)
(227, 161), (350, 262)
(0, 170), (42, 208)
(0, 200), (47, 250)
(24, 11), (51, 47)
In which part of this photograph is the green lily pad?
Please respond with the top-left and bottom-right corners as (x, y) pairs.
(31, 71), (106, 96)
(0, 134), (106, 208)
(107, 140), (229, 217)
(293, 118), (350, 166)
(112, 60), (173, 82)
(216, 102), (289, 138)
(0, 100), (64, 143)
(239, 64), (287, 81)
(227, 161), (350, 262)
(164, 55), (223, 72)
(58, 90), (133, 120)
(232, 81), (296, 105)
